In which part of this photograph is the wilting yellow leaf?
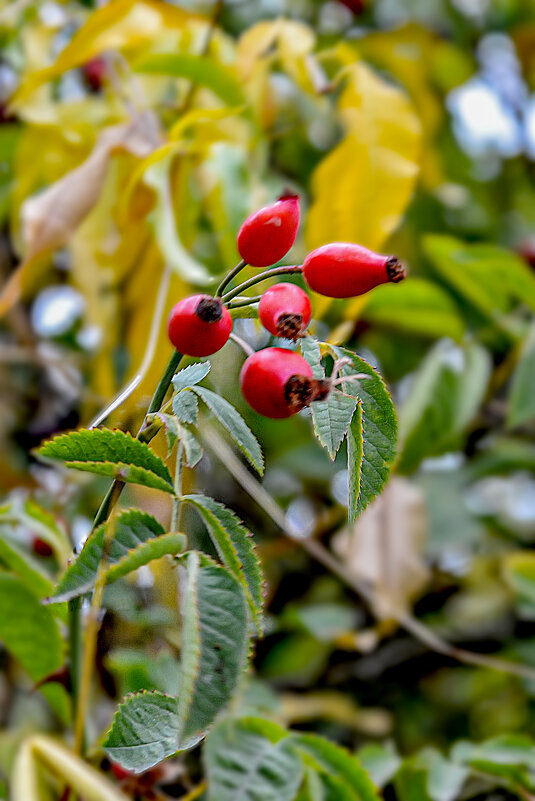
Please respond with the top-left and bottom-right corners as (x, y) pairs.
(11, 0), (203, 106)
(305, 62), (421, 253)
(0, 112), (160, 317)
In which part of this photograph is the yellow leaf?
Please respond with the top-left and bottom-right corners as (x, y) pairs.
(13, 735), (128, 801)
(305, 62), (421, 253)
(0, 112), (160, 318)
(11, 0), (203, 106)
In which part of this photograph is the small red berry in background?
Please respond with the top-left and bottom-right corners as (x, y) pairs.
(82, 56), (108, 92)
(302, 242), (406, 299)
(32, 537), (54, 557)
(259, 283), (312, 340)
(337, 0), (365, 14)
(168, 295), (232, 357)
(518, 237), (535, 270)
(237, 194), (300, 267)
(240, 347), (329, 419)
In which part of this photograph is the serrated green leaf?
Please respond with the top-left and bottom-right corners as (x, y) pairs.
(192, 386), (264, 475)
(182, 495), (263, 632)
(0, 571), (63, 681)
(180, 426), (203, 467)
(204, 717), (304, 801)
(294, 734), (379, 801)
(347, 402), (364, 523)
(507, 320), (535, 429)
(301, 337), (357, 460)
(173, 390), (199, 424)
(156, 413), (180, 457)
(171, 362), (211, 393)
(104, 691), (181, 774)
(134, 53), (247, 108)
(180, 559), (249, 742)
(104, 555), (250, 773)
(107, 533), (186, 583)
(51, 510), (170, 603)
(37, 429), (174, 493)
(331, 346), (397, 516)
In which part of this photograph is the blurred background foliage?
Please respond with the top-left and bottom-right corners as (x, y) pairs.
(2, 0), (535, 798)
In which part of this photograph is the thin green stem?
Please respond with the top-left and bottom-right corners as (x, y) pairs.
(171, 442), (184, 532)
(227, 295), (262, 309)
(146, 350), (184, 417)
(68, 597), (82, 726)
(222, 265), (302, 303)
(215, 259), (247, 298)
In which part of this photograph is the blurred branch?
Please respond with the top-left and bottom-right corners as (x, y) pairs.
(202, 424), (535, 683)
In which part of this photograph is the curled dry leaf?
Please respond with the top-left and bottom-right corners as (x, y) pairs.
(0, 111), (161, 316)
(333, 477), (429, 620)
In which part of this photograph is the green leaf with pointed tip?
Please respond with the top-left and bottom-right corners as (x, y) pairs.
(301, 337), (357, 461)
(183, 495), (263, 632)
(0, 571), (63, 681)
(347, 401), (364, 523)
(156, 413), (180, 457)
(36, 429), (174, 493)
(134, 53), (247, 108)
(294, 734), (379, 801)
(106, 533), (186, 583)
(331, 345), (397, 516)
(104, 691), (181, 774)
(104, 554), (250, 773)
(171, 361), (211, 393)
(180, 426), (203, 467)
(192, 386), (264, 475)
(173, 390), (199, 424)
(204, 717), (304, 801)
(51, 510), (168, 603)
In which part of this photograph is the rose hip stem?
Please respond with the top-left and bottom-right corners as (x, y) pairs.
(222, 265), (303, 304)
(215, 258), (247, 298)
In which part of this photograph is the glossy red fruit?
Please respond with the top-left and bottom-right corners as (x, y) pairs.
(240, 348), (329, 419)
(237, 194), (299, 267)
(167, 295), (232, 357)
(302, 243), (406, 299)
(32, 537), (54, 557)
(82, 56), (107, 92)
(258, 283), (312, 340)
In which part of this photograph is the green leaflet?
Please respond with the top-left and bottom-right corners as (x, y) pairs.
(183, 495), (264, 632)
(51, 510), (183, 603)
(300, 337), (357, 461)
(171, 361), (211, 393)
(294, 734), (380, 801)
(191, 386), (264, 475)
(204, 717), (304, 801)
(36, 429), (174, 493)
(173, 391), (199, 424)
(104, 554), (250, 773)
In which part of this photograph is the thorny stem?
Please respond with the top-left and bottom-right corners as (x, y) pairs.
(201, 424), (535, 684)
(216, 259), (247, 298)
(222, 265), (303, 303)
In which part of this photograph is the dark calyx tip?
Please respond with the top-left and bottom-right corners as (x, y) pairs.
(196, 296), (224, 323)
(276, 313), (305, 340)
(278, 189), (299, 202)
(386, 256), (407, 283)
(284, 376), (331, 411)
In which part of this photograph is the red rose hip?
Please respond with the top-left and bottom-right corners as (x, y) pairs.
(167, 295), (232, 357)
(32, 537), (54, 557)
(237, 194), (299, 267)
(302, 243), (406, 299)
(240, 347), (329, 419)
(258, 283), (312, 340)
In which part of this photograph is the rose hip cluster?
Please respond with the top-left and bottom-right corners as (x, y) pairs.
(167, 195), (406, 419)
